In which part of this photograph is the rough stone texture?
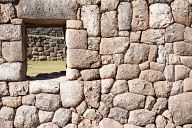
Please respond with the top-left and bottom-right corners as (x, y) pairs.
(152, 98), (167, 114)
(37, 123), (59, 128)
(156, 115), (167, 128)
(22, 94), (36, 106)
(9, 81), (28, 96)
(145, 96), (156, 110)
(154, 81), (172, 98)
(80, 69), (99, 81)
(38, 110), (53, 124)
(88, 37), (100, 51)
(100, 64), (116, 79)
(101, 0), (119, 12)
(60, 81), (83, 108)
(128, 109), (156, 126)
(66, 20), (83, 29)
(164, 65), (175, 82)
(110, 80), (128, 95)
(101, 79), (114, 94)
(14, 106), (39, 128)
(174, 42), (192, 56)
(66, 68), (80, 80)
(149, 3), (173, 28)
(124, 43), (149, 64)
(175, 65), (190, 80)
(169, 92), (192, 126)
(99, 118), (123, 128)
(2, 96), (21, 108)
(184, 27), (192, 43)
(140, 70), (165, 82)
(0, 82), (9, 96)
(0, 107), (15, 121)
(108, 107), (128, 123)
(183, 78), (192, 92)
(181, 56), (192, 69)
(113, 92), (145, 110)
(131, 0), (149, 31)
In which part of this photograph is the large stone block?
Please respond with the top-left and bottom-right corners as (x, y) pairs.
(149, 3), (173, 28)
(0, 62), (26, 81)
(0, 25), (22, 41)
(131, 0), (149, 31)
(101, 11), (118, 37)
(0, 4), (15, 23)
(169, 92), (192, 126)
(9, 81), (28, 96)
(174, 42), (192, 56)
(184, 27), (192, 44)
(16, 0), (78, 20)
(101, 0), (119, 11)
(67, 49), (101, 69)
(66, 29), (87, 49)
(2, 41), (25, 62)
(81, 5), (100, 36)
(140, 70), (165, 82)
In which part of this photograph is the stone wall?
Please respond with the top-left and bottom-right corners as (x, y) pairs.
(0, 0), (192, 128)
(27, 27), (66, 61)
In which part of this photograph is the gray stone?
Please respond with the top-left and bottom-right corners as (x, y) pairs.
(169, 92), (192, 126)
(174, 41), (192, 56)
(170, 81), (183, 96)
(128, 109), (156, 126)
(101, 94), (114, 108)
(66, 20), (83, 29)
(66, 29), (87, 49)
(67, 49), (101, 69)
(124, 43), (149, 64)
(183, 78), (192, 92)
(36, 93), (60, 111)
(154, 81), (172, 98)
(113, 92), (145, 110)
(0, 4), (15, 23)
(164, 65), (175, 82)
(38, 110), (53, 124)
(84, 80), (100, 108)
(149, 3), (173, 28)
(145, 96), (156, 110)
(81, 69), (99, 81)
(128, 79), (155, 96)
(76, 0), (101, 5)
(116, 64), (140, 80)
(14, 106), (39, 128)
(150, 62), (165, 72)
(16, 0), (78, 20)
(66, 68), (80, 80)
(98, 102), (110, 118)
(148, 45), (158, 62)
(22, 94), (36, 106)
(99, 118), (123, 128)
(52, 108), (72, 127)
(37, 123), (59, 128)
(131, 0), (149, 30)
(83, 109), (97, 120)
(118, 2), (132, 30)
(0, 25), (21, 41)
(140, 70), (165, 82)
(181, 56), (192, 69)
(110, 80), (128, 95)
(88, 37), (100, 51)
(101, 11), (118, 37)
(124, 124), (142, 128)
(101, 0), (119, 11)
(0, 82), (9, 96)
(2, 96), (21, 108)
(29, 80), (59, 94)
(175, 65), (190, 80)
(157, 45), (166, 64)
(81, 5), (100, 36)
(9, 81), (28, 96)
(185, 27), (192, 43)
(130, 31), (141, 43)
(0, 107), (15, 121)
(139, 61), (150, 71)
(148, 0), (173, 3)
(152, 98), (168, 114)
(60, 81), (83, 107)
(101, 79), (114, 94)
(156, 115), (167, 128)
(76, 101), (87, 115)
(100, 64), (116, 79)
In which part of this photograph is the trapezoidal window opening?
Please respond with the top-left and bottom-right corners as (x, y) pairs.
(26, 25), (67, 80)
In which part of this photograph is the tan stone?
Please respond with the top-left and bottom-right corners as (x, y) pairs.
(99, 118), (123, 128)
(101, 0), (119, 11)
(140, 70), (165, 82)
(152, 98), (168, 114)
(130, 31), (141, 43)
(0, 4), (15, 23)
(154, 81), (172, 98)
(174, 41), (192, 56)
(183, 78), (192, 92)
(150, 62), (165, 72)
(181, 56), (192, 68)
(66, 20), (83, 29)
(88, 37), (100, 51)
(110, 80), (128, 95)
(185, 27), (192, 43)
(100, 64), (116, 79)
(2, 96), (21, 108)
(175, 65), (190, 80)
(81, 69), (99, 81)
(148, 45), (158, 62)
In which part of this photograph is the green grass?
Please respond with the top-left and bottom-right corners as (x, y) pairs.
(27, 60), (66, 76)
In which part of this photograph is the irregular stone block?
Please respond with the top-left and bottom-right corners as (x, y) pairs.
(183, 78), (192, 92)
(38, 110), (54, 124)
(0, 0), (15, 3)
(145, 96), (156, 110)
(22, 94), (36, 106)
(148, 45), (158, 62)
(128, 109), (156, 126)
(113, 92), (145, 110)
(80, 69), (99, 81)
(81, 5), (100, 36)
(66, 29), (87, 49)
(66, 68), (80, 80)
(0, 4), (15, 23)
(150, 62), (165, 72)
(14, 106), (39, 128)
(0, 107), (15, 121)
(149, 3), (173, 28)
(101, 94), (113, 108)
(170, 81), (183, 96)
(184, 27), (192, 43)
(118, 2), (132, 31)
(36, 93), (60, 111)
(148, 0), (173, 3)
(174, 41), (192, 56)
(66, 20), (83, 29)
(37, 123), (59, 128)
(124, 124), (142, 128)
(101, 0), (119, 11)
(67, 49), (101, 69)
(152, 98), (167, 114)
(0, 24), (21, 41)
(101, 79), (114, 94)
(157, 45), (166, 64)
(2, 96), (21, 108)
(128, 79), (155, 96)
(154, 81), (172, 98)
(9, 81), (28, 96)
(169, 92), (192, 126)
(76, 0), (101, 5)
(181, 56), (192, 69)
(0, 82), (9, 96)
(124, 43), (149, 64)
(16, 0), (78, 20)
(130, 31), (141, 43)
(156, 115), (167, 128)
(164, 65), (175, 82)
(116, 64), (140, 80)
(60, 81), (83, 107)
(99, 118), (123, 128)
(140, 70), (165, 82)
(131, 0), (149, 30)
(175, 65), (190, 80)
(101, 11), (118, 37)
(88, 37), (100, 51)
(110, 80), (128, 95)
(100, 64), (116, 79)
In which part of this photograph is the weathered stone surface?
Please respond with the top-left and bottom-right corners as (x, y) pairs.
(76, 0), (101, 5)
(154, 81), (172, 98)
(174, 41), (192, 56)
(171, 0), (190, 26)
(100, 64), (116, 79)
(99, 118), (123, 128)
(131, 0), (149, 30)
(88, 37), (100, 51)
(124, 124), (142, 128)
(124, 43), (149, 64)
(141, 29), (165, 45)
(101, 94), (113, 108)
(183, 78), (192, 92)
(81, 5), (100, 36)
(0, 4), (15, 23)
(22, 94), (36, 106)
(29, 81), (59, 94)
(9, 81), (28, 96)
(0, 25), (21, 41)
(101, 0), (119, 11)
(37, 123), (59, 128)
(84, 80), (100, 108)
(108, 107), (128, 123)
(168, 54), (181, 65)
(66, 68), (80, 80)
(100, 37), (129, 55)
(67, 49), (101, 69)
(148, 45), (158, 62)
(36, 93), (60, 111)
(60, 81), (83, 107)
(150, 62), (165, 72)
(66, 20), (83, 29)
(101, 79), (114, 94)
(101, 55), (113, 65)
(156, 115), (167, 128)
(116, 64), (140, 80)
(170, 81), (183, 96)
(0, 82), (9, 96)
(175, 65), (190, 80)
(98, 102), (109, 118)
(114, 54), (124, 65)
(145, 96), (156, 110)
(83, 109), (97, 121)
(66, 29), (87, 49)
(152, 98), (167, 114)
(139, 61), (150, 71)
(130, 31), (141, 43)
(185, 27), (192, 43)
(113, 92), (145, 110)
(149, 3), (173, 28)
(157, 45), (166, 64)
(165, 23), (185, 42)
(128, 79), (155, 96)
(128, 109), (156, 126)
(101, 11), (118, 37)
(169, 92), (192, 126)
(0, 0), (15, 2)
(76, 101), (87, 115)
(64, 124), (77, 128)
(2, 96), (21, 108)
(0, 62), (26, 81)
(16, 0), (78, 20)
(52, 108), (72, 127)
(14, 106), (39, 128)
(148, 0), (173, 3)
(118, 2), (132, 31)
(38, 111), (53, 124)
(181, 56), (192, 68)
(0, 107), (15, 121)
(140, 70), (165, 82)
(110, 80), (128, 95)
(81, 69), (99, 81)
(164, 65), (175, 82)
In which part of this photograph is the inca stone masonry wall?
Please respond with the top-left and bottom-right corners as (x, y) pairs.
(0, 0), (192, 128)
